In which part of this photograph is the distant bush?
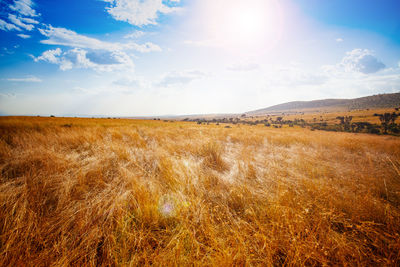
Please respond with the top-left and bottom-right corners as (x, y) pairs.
(376, 112), (399, 134)
(389, 124), (400, 134)
(368, 127), (381, 134)
(336, 116), (352, 131)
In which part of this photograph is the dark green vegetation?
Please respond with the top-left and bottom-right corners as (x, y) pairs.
(184, 109), (400, 136)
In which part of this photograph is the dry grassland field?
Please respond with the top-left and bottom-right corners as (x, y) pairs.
(1, 116), (400, 266)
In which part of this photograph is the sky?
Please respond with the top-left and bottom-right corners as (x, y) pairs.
(0, 0), (399, 116)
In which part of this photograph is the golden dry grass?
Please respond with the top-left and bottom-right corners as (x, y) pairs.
(1, 116), (400, 266)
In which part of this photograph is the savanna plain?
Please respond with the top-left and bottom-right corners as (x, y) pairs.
(1, 116), (400, 266)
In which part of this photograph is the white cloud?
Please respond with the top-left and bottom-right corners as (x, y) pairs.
(158, 70), (207, 87)
(35, 26), (162, 72)
(262, 56), (399, 100)
(1, 1), (39, 34)
(336, 38), (343, 42)
(6, 76), (42, 82)
(17, 33), (31, 39)
(227, 62), (260, 72)
(20, 17), (39, 24)
(33, 48), (74, 71)
(0, 19), (21, 31)
(102, 0), (181, 26)
(124, 31), (145, 39)
(8, 14), (34, 31)
(38, 26), (117, 50)
(9, 0), (39, 17)
(34, 48), (63, 64)
(257, 62), (400, 104)
(113, 77), (142, 87)
(111, 76), (151, 94)
(340, 49), (385, 74)
(129, 42), (162, 52)
(34, 48), (135, 72)
(38, 26), (161, 52)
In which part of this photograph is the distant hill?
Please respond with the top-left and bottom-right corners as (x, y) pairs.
(247, 93), (400, 114)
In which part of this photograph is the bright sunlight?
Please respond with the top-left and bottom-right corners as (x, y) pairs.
(200, 0), (283, 49)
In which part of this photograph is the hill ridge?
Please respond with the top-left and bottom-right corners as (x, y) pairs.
(247, 92), (400, 114)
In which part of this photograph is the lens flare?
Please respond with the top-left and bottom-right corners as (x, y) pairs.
(158, 195), (177, 217)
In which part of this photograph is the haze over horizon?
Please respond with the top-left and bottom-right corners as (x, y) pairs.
(1, 0), (400, 116)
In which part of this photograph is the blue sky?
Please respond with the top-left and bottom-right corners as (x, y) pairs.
(0, 0), (399, 116)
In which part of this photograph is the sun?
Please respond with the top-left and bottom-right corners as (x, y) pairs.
(200, 0), (283, 49)
(226, 0), (283, 46)
(229, 5), (268, 39)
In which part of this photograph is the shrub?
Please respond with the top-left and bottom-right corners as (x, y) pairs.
(368, 127), (381, 134)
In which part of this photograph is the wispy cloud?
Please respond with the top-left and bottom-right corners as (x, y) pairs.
(38, 26), (161, 52)
(6, 76), (42, 82)
(38, 26), (118, 50)
(336, 38), (343, 42)
(20, 17), (39, 24)
(17, 33), (31, 39)
(34, 47), (135, 72)
(9, 0), (39, 17)
(8, 14), (35, 31)
(101, 0), (181, 26)
(35, 26), (163, 71)
(260, 60), (400, 102)
(0, 1), (39, 34)
(0, 19), (21, 31)
(158, 70), (207, 87)
(124, 31), (145, 39)
(112, 76), (150, 94)
(264, 65), (329, 88)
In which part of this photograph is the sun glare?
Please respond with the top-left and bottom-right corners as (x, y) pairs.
(232, 7), (265, 38)
(201, 0), (283, 49)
